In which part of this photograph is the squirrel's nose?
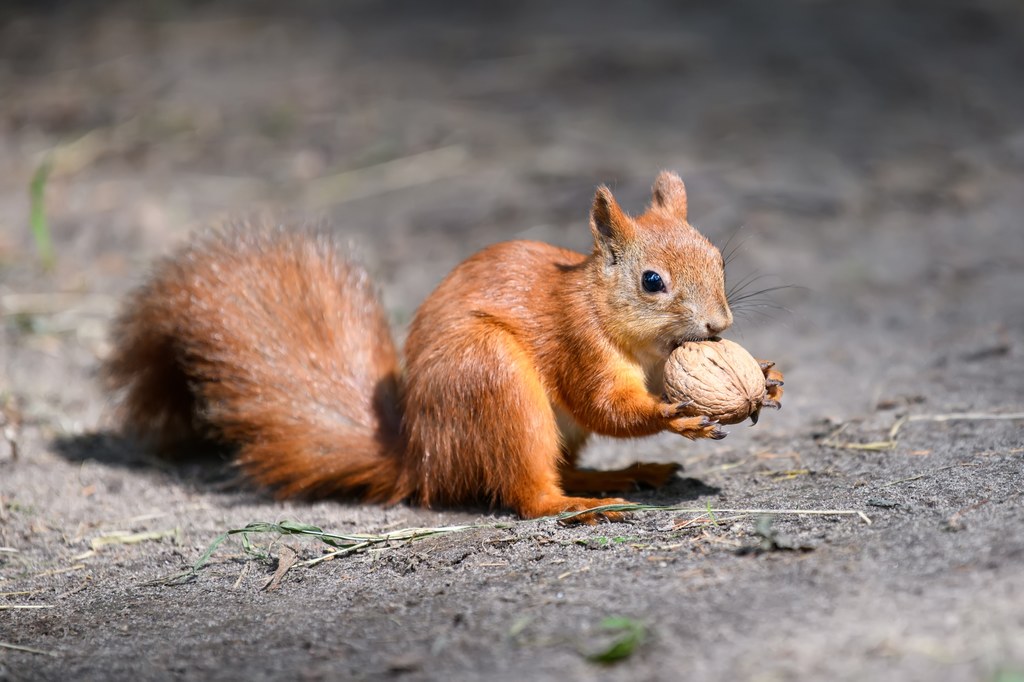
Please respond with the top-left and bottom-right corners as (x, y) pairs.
(705, 320), (725, 337)
(704, 308), (733, 337)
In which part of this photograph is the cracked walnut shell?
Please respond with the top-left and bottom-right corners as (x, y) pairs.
(663, 338), (768, 425)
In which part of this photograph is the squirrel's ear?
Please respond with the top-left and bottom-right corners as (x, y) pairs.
(650, 170), (688, 220)
(590, 186), (634, 259)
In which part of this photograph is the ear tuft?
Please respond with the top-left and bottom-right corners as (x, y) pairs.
(650, 171), (688, 220)
(590, 186), (634, 256)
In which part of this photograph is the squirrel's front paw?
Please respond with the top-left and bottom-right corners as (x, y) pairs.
(668, 415), (726, 441)
(758, 360), (784, 409)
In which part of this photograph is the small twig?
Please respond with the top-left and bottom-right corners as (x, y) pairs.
(0, 604), (54, 610)
(945, 499), (990, 531)
(671, 514), (713, 530)
(667, 514), (749, 531)
(231, 562), (251, 590)
(880, 462), (980, 488)
(557, 565), (591, 581)
(0, 641), (56, 657)
(55, 580), (90, 600)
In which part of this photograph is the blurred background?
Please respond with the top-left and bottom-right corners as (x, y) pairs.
(1, 0), (1022, 440)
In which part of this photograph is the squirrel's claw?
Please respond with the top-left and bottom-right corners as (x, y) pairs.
(756, 358), (785, 411)
(700, 416), (727, 440)
(660, 399), (695, 419)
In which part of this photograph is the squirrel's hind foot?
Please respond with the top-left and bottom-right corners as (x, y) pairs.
(518, 494), (631, 524)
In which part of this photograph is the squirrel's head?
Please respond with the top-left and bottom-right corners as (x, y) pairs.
(589, 171), (732, 361)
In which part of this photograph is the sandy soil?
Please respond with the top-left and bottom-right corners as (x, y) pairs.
(2, 1), (1023, 680)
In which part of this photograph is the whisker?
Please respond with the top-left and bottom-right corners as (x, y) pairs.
(730, 309), (782, 328)
(729, 284), (803, 304)
(718, 225), (742, 257)
(734, 309), (777, 322)
(731, 301), (793, 314)
(730, 301), (791, 313)
(726, 271), (770, 301)
(720, 228), (750, 268)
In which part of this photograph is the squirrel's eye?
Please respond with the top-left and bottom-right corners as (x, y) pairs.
(641, 270), (666, 293)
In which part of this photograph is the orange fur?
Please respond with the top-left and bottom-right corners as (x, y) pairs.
(105, 173), (781, 522)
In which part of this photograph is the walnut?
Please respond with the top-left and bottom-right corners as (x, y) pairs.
(663, 338), (768, 425)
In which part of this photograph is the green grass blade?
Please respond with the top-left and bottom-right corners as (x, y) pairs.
(587, 616), (646, 663)
(29, 156), (55, 270)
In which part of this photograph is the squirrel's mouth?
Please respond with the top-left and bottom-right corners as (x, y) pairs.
(669, 333), (720, 350)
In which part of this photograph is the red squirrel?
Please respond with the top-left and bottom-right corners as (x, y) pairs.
(105, 171), (783, 522)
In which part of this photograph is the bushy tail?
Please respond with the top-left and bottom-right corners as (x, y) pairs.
(104, 226), (412, 503)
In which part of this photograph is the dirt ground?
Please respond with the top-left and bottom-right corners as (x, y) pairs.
(2, 1), (1023, 680)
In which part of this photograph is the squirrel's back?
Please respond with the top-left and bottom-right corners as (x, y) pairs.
(104, 227), (410, 501)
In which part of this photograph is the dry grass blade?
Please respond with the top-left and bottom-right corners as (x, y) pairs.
(151, 504), (872, 586)
(761, 469), (811, 480)
(827, 440), (899, 452)
(0, 604), (53, 610)
(28, 565), (86, 580)
(262, 546), (298, 591)
(558, 504), (872, 525)
(668, 513), (749, 531)
(148, 520), (491, 585)
(305, 145), (469, 207)
(0, 589), (43, 597)
(90, 529), (181, 551)
(881, 462), (980, 488)
(908, 412), (1024, 422)
(822, 411), (1023, 452)
(821, 418), (906, 451)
